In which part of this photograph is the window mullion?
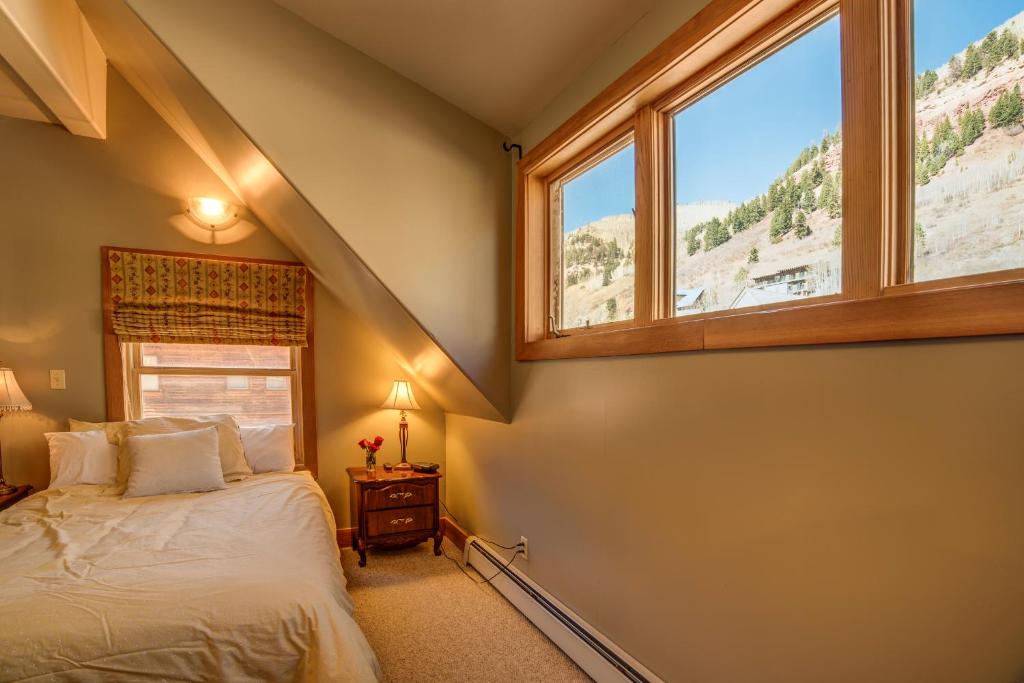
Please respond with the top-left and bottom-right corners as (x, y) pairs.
(840, 0), (887, 299)
(633, 106), (657, 325)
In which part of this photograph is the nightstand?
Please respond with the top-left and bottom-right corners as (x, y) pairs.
(0, 485), (33, 512)
(347, 467), (442, 567)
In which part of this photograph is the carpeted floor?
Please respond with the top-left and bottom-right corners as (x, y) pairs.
(340, 540), (592, 682)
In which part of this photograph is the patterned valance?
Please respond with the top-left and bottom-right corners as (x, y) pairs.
(106, 249), (309, 347)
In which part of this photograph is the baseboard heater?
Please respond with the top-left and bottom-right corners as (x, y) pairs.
(463, 537), (663, 683)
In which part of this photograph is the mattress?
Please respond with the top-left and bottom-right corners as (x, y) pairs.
(0, 472), (381, 682)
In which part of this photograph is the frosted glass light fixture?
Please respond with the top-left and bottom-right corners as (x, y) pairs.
(185, 196), (240, 231)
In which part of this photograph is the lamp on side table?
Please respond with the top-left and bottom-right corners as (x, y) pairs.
(380, 380), (420, 471)
(0, 366), (32, 495)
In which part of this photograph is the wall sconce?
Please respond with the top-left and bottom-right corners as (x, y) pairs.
(185, 196), (240, 232)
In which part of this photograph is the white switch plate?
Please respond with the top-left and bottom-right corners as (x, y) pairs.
(49, 369), (66, 390)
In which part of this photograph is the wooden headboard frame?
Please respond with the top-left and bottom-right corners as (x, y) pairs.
(100, 246), (318, 477)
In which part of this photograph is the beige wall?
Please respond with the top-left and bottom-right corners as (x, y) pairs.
(0, 70), (444, 525)
(445, 1), (1024, 680)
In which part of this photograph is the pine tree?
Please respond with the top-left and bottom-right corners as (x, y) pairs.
(832, 223), (842, 247)
(819, 172), (834, 207)
(958, 107), (985, 146)
(915, 69), (938, 97)
(982, 31), (1000, 71)
(963, 43), (983, 80)
(946, 54), (963, 83)
(998, 28), (1020, 61)
(935, 115), (955, 148)
(823, 171), (839, 216)
(769, 198), (794, 242)
(786, 178), (800, 205)
(748, 247), (759, 264)
(767, 181), (782, 210)
(602, 265), (613, 287)
(914, 221), (927, 251)
(990, 85), (1024, 128)
(811, 160), (825, 187)
(794, 210), (810, 239)
(801, 185), (816, 212)
(605, 298), (617, 322)
(916, 158), (931, 185)
(703, 217), (731, 251)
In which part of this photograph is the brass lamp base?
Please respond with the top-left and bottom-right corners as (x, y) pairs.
(393, 409), (412, 471)
(0, 481), (16, 496)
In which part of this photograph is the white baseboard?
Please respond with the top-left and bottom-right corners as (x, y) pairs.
(463, 537), (663, 683)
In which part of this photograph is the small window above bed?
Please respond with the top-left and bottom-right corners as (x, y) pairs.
(102, 247), (317, 475)
(126, 343), (300, 427)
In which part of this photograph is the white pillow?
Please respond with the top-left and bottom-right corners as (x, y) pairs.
(240, 425), (296, 474)
(122, 415), (251, 483)
(45, 430), (118, 488)
(123, 427), (226, 498)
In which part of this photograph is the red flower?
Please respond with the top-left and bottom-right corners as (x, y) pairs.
(373, 436), (384, 447)
(357, 439), (368, 449)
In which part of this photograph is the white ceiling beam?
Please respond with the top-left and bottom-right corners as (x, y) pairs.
(0, 0), (106, 138)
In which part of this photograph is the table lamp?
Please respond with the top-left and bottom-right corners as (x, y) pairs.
(0, 366), (31, 495)
(380, 380), (420, 471)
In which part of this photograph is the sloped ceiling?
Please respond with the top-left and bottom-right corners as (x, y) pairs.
(0, 0), (106, 136)
(79, 0), (511, 421)
(271, 0), (660, 135)
(0, 58), (50, 123)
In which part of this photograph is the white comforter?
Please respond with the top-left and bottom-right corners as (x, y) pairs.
(0, 472), (380, 682)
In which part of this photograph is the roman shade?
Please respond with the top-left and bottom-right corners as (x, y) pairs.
(106, 248), (309, 347)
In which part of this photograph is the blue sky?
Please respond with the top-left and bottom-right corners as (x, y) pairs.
(915, 0), (1024, 72)
(561, 1), (1023, 232)
(674, 16), (840, 204)
(563, 144), (634, 234)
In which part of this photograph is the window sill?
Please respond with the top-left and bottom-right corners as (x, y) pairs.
(516, 279), (1024, 361)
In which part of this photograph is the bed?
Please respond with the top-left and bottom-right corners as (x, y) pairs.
(0, 471), (381, 682)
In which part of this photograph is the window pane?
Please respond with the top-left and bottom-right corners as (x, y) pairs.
(673, 17), (842, 316)
(912, 1), (1024, 282)
(140, 375), (292, 426)
(557, 141), (635, 329)
(140, 343), (291, 369)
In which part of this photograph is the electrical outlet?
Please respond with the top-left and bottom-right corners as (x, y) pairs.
(519, 536), (529, 561)
(49, 369), (66, 390)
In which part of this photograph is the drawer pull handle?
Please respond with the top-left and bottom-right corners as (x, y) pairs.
(389, 517), (414, 525)
(389, 492), (414, 500)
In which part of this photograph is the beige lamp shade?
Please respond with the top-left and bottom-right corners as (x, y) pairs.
(0, 368), (31, 412)
(380, 380), (420, 411)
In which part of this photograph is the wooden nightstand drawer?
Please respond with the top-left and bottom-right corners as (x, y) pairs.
(367, 505), (434, 537)
(347, 466), (442, 567)
(364, 481), (436, 510)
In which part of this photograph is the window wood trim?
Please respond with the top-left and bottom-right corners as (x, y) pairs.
(101, 247), (318, 476)
(515, 0), (1024, 362)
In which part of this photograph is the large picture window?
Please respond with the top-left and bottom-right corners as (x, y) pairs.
(514, 0), (1024, 361)
(672, 17), (842, 315)
(911, 0), (1024, 282)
